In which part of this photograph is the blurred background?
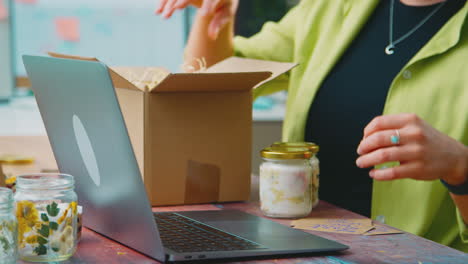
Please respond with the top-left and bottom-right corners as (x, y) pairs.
(0, 0), (298, 172)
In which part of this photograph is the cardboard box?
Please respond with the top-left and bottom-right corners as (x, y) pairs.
(49, 53), (295, 206)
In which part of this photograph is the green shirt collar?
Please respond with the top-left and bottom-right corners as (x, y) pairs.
(408, 1), (468, 65)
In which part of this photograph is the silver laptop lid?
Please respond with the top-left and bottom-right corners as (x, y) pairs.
(23, 55), (165, 261)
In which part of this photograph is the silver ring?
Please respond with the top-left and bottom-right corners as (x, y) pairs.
(390, 129), (400, 145)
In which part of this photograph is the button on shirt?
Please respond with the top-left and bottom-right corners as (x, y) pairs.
(402, 70), (412, 79)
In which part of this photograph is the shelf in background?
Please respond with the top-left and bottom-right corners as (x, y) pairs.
(0, 95), (284, 136)
(0, 95), (45, 136)
(252, 103), (285, 122)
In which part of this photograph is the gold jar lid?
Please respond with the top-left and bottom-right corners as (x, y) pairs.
(271, 142), (319, 154)
(0, 155), (35, 165)
(260, 147), (312, 160)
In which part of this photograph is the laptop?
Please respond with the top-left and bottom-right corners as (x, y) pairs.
(23, 55), (348, 262)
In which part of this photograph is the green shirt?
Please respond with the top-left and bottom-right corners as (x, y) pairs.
(234, 0), (468, 251)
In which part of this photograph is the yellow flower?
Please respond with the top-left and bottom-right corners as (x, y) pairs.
(57, 207), (69, 225)
(25, 235), (38, 244)
(15, 201), (24, 218)
(5, 176), (16, 185)
(17, 217), (32, 246)
(17, 200), (40, 248)
(16, 200), (39, 227)
(71, 202), (78, 215)
(58, 202), (76, 225)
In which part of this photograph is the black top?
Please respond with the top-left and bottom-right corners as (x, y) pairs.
(304, 0), (465, 217)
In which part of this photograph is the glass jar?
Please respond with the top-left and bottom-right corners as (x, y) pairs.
(14, 173), (78, 262)
(259, 147), (313, 218)
(271, 142), (320, 207)
(0, 187), (18, 264)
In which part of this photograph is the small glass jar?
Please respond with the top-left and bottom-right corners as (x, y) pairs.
(0, 187), (18, 264)
(271, 142), (320, 207)
(14, 173), (78, 262)
(259, 147), (313, 218)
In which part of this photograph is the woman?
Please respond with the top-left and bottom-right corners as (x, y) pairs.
(156, 0), (468, 251)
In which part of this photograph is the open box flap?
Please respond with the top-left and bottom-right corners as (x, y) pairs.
(205, 57), (297, 88)
(48, 52), (141, 92)
(110, 66), (170, 91)
(149, 71), (272, 93)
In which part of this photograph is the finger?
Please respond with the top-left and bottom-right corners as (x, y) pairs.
(364, 113), (420, 138)
(356, 145), (422, 168)
(208, 5), (231, 39)
(162, 0), (179, 18)
(174, 0), (191, 9)
(166, 0), (194, 18)
(200, 0), (212, 16)
(210, 0), (223, 13)
(369, 162), (422, 181)
(156, 0), (169, 14)
(358, 125), (429, 155)
(358, 128), (407, 155)
(201, 0), (221, 16)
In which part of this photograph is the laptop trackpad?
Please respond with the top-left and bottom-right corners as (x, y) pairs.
(176, 210), (344, 251)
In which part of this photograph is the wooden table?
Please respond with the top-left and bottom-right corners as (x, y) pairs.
(2, 136), (468, 263)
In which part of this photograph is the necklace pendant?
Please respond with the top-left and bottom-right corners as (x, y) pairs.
(385, 44), (395, 55)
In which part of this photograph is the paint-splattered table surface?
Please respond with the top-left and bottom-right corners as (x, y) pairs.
(2, 136), (467, 264)
(18, 202), (468, 264)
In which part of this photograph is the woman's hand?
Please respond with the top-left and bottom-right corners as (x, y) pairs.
(155, 0), (239, 39)
(356, 113), (468, 184)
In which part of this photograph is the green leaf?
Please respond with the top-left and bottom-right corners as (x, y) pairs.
(52, 247), (60, 252)
(41, 213), (49, 222)
(49, 221), (58, 231)
(0, 236), (9, 251)
(37, 224), (50, 238)
(33, 244), (47, 255)
(46, 202), (60, 217)
(37, 236), (48, 245)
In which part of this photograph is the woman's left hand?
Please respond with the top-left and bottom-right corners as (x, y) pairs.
(356, 113), (468, 185)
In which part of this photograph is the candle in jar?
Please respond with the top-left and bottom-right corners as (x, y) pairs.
(260, 147), (313, 218)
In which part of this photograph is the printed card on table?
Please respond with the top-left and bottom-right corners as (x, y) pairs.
(363, 224), (403, 236)
(55, 17), (80, 42)
(291, 218), (374, 235)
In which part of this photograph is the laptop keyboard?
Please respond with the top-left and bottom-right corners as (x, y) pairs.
(154, 212), (266, 253)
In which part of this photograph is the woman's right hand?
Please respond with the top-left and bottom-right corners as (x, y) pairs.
(155, 0), (239, 39)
